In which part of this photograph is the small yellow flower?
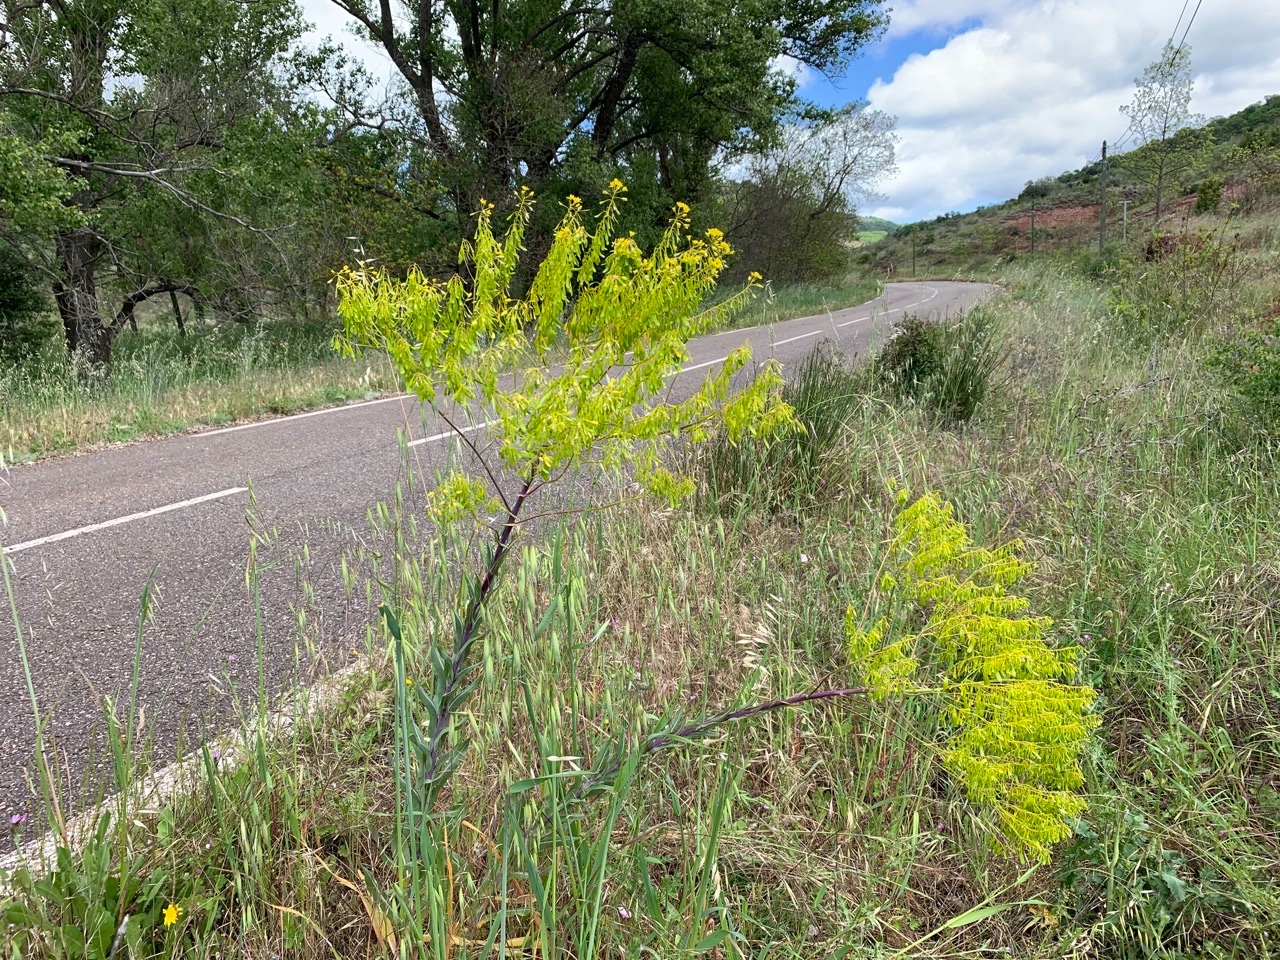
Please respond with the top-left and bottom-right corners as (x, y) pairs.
(608, 178), (626, 191)
(566, 194), (581, 206)
(706, 227), (724, 241)
(748, 271), (763, 283)
(674, 201), (690, 216)
(405, 677), (414, 686)
(163, 903), (182, 927)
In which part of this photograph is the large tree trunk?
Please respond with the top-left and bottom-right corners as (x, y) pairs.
(53, 227), (112, 369)
(169, 289), (187, 336)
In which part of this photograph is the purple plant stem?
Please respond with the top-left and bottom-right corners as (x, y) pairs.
(422, 473), (536, 786)
(574, 685), (869, 798)
(646, 686), (871, 751)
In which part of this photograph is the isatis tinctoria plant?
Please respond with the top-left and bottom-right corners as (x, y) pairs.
(848, 486), (1099, 862)
(334, 182), (796, 799)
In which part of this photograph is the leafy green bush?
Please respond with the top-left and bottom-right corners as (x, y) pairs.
(0, 245), (54, 364)
(1058, 808), (1258, 959)
(1019, 177), (1058, 201)
(875, 307), (1005, 424)
(875, 314), (947, 402)
(2, 814), (174, 959)
(1104, 232), (1253, 349)
(1194, 176), (1224, 214)
(1206, 317), (1280, 436)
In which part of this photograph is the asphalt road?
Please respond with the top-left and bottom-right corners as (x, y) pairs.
(0, 280), (994, 829)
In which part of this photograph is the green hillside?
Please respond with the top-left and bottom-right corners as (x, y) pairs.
(856, 215), (899, 244)
(862, 94), (1280, 277)
(858, 215), (900, 234)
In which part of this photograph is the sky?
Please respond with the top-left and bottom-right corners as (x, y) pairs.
(297, 0), (1280, 224)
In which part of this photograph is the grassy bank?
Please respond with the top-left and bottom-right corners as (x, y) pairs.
(4, 236), (1280, 956)
(0, 319), (403, 463)
(0, 274), (883, 463)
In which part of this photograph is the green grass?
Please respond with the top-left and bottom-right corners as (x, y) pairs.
(857, 230), (887, 244)
(4, 236), (1280, 956)
(0, 318), (402, 462)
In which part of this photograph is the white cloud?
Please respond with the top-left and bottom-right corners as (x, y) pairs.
(772, 53), (816, 90)
(867, 0), (1280, 222)
(296, 0), (400, 89)
(882, 0), (1019, 39)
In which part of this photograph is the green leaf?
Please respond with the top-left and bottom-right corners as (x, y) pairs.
(941, 902), (1018, 929)
(693, 928), (729, 952)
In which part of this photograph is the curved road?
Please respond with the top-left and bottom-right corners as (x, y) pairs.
(0, 280), (995, 826)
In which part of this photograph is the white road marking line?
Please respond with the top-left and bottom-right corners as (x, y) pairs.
(2, 487), (248, 556)
(408, 420), (498, 447)
(200, 394), (413, 437)
(773, 329), (824, 347)
(683, 283), (948, 374)
(682, 356), (728, 373)
(835, 285), (939, 328)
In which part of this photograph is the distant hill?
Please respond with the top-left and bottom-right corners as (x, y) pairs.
(860, 94), (1280, 276)
(858, 216), (899, 234)
(857, 215), (899, 244)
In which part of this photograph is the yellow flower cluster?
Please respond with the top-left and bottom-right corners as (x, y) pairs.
(847, 488), (1099, 863)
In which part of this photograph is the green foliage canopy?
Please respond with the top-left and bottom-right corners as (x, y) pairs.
(323, 0), (888, 227)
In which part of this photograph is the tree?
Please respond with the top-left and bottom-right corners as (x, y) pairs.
(0, 124), (74, 359)
(0, 0), (313, 368)
(720, 103), (897, 283)
(321, 0), (888, 238)
(1235, 127), (1280, 198)
(1119, 41), (1209, 220)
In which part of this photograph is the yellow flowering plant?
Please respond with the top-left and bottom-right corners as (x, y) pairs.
(847, 487), (1099, 862)
(335, 184), (1095, 867)
(336, 181), (792, 508)
(335, 182), (796, 798)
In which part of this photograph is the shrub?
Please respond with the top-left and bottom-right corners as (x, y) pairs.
(1206, 317), (1280, 436)
(875, 314), (947, 401)
(875, 307), (1005, 424)
(1104, 231), (1251, 349)
(1194, 176), (1224, 214)
(1019, 177), (1057, 201)
(0, 245), (54, 364)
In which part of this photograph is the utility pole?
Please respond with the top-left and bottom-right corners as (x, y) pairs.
(1030, 199), (1036, 256)
(911, 233), (917, 277)
(1121, 200), (1131, 243)
(1098, 140), (1108, 254)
